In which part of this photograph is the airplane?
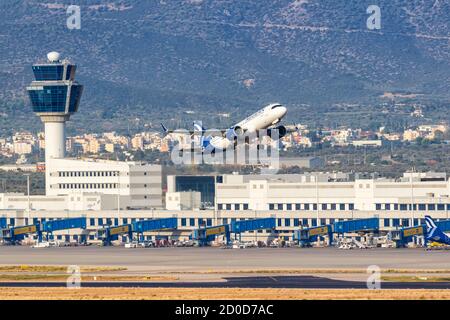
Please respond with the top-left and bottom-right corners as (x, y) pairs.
(161, 103), (295, 152)
(424, 215), (450, 246)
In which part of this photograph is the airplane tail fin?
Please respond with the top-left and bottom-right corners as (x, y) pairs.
(425, 215), (450, 244)
(161, 123), (169, 134)
(193, 121), (205, 133)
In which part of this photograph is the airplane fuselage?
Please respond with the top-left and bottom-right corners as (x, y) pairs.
(235, 103), (287, 133)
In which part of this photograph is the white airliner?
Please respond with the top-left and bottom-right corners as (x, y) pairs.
(162, 103), (292, 151)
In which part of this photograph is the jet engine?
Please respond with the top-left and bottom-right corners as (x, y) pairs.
(267, 125), (287, 139)
(226, 126), (245, 140)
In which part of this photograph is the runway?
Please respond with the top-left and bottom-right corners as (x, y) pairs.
(0, 276), (449, 289)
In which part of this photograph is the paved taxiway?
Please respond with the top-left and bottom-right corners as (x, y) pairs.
(0, 247), (448, 271)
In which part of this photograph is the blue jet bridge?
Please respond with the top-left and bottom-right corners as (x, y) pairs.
(98, 224), (132, 246)
(294, 225), (333, 246)
(41, 217), (87, 242)
(192, 218), (276, 245)
(132, 218), (178, 243)
(230, 218), (276, 242)
(1, 224), (40, 243)
(192, 225), (231, 246)
(0, 217), (87, 244)
(333, 218), (379, 234)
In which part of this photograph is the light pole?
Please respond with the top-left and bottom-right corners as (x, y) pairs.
(315, 173), (320, 226)
(117, 171), (120, 217)
(410, 169), (415, 227)
(24, 173), (31, 223)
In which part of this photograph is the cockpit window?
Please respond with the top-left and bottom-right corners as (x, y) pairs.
(271, 105), (283, 109)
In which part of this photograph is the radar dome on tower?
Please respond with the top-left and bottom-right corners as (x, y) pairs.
(47, 51), (60, 62)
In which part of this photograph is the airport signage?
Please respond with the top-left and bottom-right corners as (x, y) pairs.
(309, 226), (329, 236)
(14, 225), (37, 236)
(110, 225), (130, 236)
(206, 226), (226, 236)
(403, 226), (424, 237)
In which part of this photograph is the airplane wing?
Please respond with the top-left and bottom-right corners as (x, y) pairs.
(266, 124), (298, 132)
(161, 123), (227, 136)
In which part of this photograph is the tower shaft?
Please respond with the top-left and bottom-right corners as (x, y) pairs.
(44, 121), (66, 161)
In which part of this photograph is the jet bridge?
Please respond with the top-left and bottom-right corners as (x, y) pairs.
(192, 218), (276, 246)
(294, 225), (333, 246)
(98, 218), (178, 245)
(98, 224), (132, 246)
(132, 218), (178, 243)
(333, 218), (379, 234)
(40, 217), (87, 242)
(192, 225), (230, 246)
(230, 218), (276, 242)
(1, 224), (40, 243)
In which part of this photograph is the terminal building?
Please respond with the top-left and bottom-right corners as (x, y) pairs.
(47, 158), (162, 209)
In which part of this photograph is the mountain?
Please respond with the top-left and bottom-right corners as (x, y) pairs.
(1, 0), (450, 133)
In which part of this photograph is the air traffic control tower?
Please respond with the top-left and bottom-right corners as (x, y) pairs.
(27, 52), (83, 191)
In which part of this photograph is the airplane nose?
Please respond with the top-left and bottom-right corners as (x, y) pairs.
(279, 106), (287, 117)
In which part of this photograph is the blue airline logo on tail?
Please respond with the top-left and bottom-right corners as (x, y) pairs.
(425, 215), (450, 245)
